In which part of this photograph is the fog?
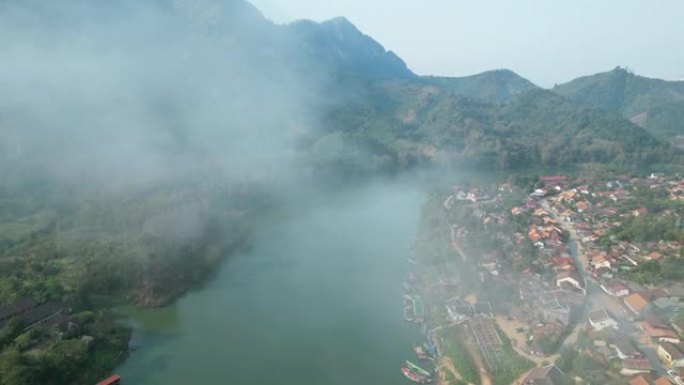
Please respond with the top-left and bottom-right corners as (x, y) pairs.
(0, 0), (326, 195)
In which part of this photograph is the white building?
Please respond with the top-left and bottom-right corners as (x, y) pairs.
(589, 309), (618, 331)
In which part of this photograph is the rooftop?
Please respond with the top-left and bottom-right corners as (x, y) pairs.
(624, 292), (649, 313)
(589, 309), (611, 323)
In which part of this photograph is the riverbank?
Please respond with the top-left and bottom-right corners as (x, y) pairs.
(408, 179), (540, 385)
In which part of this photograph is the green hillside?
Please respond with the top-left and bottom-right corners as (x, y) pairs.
(554, 67), (684, 138)
(423, 69), (539, 103)
(310, 78), (677, 174)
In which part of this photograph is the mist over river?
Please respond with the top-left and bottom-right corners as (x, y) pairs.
(117, 182), (426, 384)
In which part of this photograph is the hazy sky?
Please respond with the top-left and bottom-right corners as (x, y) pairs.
(250, 0), (683, 87)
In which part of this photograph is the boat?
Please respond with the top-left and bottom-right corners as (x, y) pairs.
(406, 360), (432, 377)
(404, 296), (415, 322)
(401, 367), (422, 383)
(423, 340), (437, 358)
(413, 345), (427, 360)
(403, 304), (414, 322)
(410, 296), (424, 323)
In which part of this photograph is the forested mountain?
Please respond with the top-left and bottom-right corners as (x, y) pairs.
(423, 69), (539, 103)
(554, 67), (684, 139)
(315, 80), (675, 174)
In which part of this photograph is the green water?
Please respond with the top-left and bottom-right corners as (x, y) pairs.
(117, 183), (425, 384)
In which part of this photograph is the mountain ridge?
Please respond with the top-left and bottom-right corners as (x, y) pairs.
(553, 67), (684, 139)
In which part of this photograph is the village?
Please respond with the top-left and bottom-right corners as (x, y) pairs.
(410, 172), (684, 385)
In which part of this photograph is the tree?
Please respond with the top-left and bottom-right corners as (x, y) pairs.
(0, 348), (36, 385)
(0, 318), (24, 349)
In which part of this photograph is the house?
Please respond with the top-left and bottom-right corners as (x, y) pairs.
(602, 282), (630, 297)
(647, 251), (664, 261)
(633, 207), (649, 217)
(654, 376), (674, 385)
(608, 333), (642, 360)
(556, 271), (586, 295)
(629, 374), (652, 385)
(593, 266), (614, 279)
(621, 358), (653, 376)
(0, 298), (36, 327)
(640, 319), (681, 344)
(540, 176), (568, 188)
(630, 375), (653, 385)
(576, 201), (590, 213)
(522, 364), (569, 385)
(445, 297), (472, 324)
(589, 309), (618, 331)
(557, 190), (576, 202)
(552, 257), (575, 271)
(657, 342), (684, 368)
(0, 299), (66, 331)
(624, 292), (650, 315)
(631, 375), (676, 385)
(591, 254), (612, 269)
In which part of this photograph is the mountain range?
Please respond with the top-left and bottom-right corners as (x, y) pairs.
(198, 0), (682, 172)
(554, 67), (684, 142)
(2, 0), (682, 177)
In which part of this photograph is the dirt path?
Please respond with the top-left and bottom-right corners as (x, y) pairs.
(511, 368), (534, 385)
(495, 316), (560, 365)
(439, 357), (467, 385)
(450, 225), (469, 263)
(463, 335), (492, 385)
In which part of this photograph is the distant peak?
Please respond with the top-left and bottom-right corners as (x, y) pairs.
(609, 66), (635, 77)
(321, 16), (360, 32)
(324, 16), (354, 26)
(480, 68), (523, 78)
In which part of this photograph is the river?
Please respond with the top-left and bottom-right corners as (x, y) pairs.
(117, 182), (425, 384)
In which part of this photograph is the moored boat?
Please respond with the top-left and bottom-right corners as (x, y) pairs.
(406, 360), (431, 377)
(401, 367), (422, 383)
(413, 345), (427, 360)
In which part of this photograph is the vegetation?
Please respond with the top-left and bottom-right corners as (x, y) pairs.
(0, 167), (271, 383)
(423, 69), (539, 103)
(622, 258), (684, 284)
(312, 77), (678, 176)
(489, 325), (534, 385)
(0, 311), (127, 385)
(554, 67), (684, 139)
(439, 326), (481, 385)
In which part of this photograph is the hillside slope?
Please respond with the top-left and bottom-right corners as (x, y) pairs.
(314, 79), (676, 174)
(423, 69), (539, 103)
(554, 67), (684, 138)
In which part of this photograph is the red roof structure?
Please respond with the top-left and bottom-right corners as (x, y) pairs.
(96, 374), (121, 385)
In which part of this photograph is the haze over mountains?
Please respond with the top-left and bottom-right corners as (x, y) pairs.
(1, 0), (681, 182)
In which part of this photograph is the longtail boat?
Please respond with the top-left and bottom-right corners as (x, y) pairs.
(405, 360), (431, 377)
(401, 367), (422, 383)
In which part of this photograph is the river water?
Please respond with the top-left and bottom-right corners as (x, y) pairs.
(117, 182), (425, 384)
